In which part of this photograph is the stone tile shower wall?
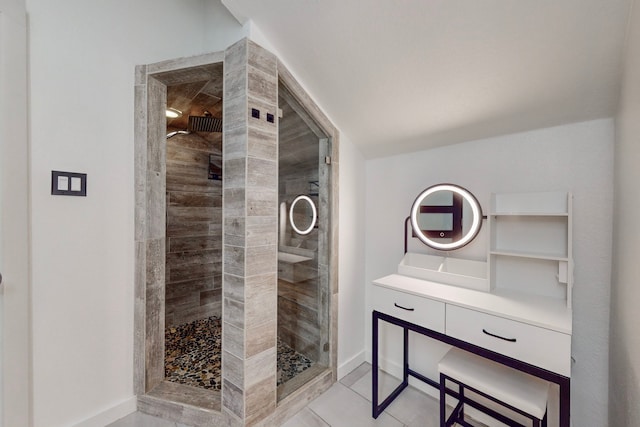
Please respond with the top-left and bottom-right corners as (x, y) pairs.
(222, 39), (279, 426)
(165, 132), (223, 327)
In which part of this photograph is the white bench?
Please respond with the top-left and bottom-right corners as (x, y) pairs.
(438, 348), (550, 427)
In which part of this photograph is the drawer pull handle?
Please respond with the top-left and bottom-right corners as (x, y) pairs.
(394, 303), (415, 311)
(482, 329), (517, 342)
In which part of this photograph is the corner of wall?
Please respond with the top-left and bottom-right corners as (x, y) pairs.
(609, 0), (640, 425)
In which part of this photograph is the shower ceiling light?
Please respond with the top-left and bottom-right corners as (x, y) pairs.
(165, 108), (182, 119)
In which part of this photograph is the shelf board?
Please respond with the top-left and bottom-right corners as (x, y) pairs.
(277, 252), (313, 264)
(491, 191), (570, 215)
(490, 249), (569, 262)
(490, 212), (569, 217)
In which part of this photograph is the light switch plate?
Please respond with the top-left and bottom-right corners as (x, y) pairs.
(51, 171), (87, 196)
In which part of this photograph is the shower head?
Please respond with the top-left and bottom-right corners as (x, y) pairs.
(188, 115), (222, 133)
(166, 110), (222, 138)
(166, 130), (190, 139)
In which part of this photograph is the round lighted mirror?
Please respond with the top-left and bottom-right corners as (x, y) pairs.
(410, 184), (482, 250)
(289, 195), (317, 235)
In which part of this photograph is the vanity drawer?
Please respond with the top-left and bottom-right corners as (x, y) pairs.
(446, 304), (571, 376)
(372, 285), (445, 333)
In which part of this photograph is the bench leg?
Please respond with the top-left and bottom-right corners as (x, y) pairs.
(440, 372), (548, 427)
(440, 374), (462, 427)
(440, 373), (446, 427)
(458, 382), (465, 421)
(441, 374), (468, 427)
(451, 401), (465, 426)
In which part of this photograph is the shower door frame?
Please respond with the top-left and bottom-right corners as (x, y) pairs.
(275, 68), (339, 396)
(134, 51), (227, 425)
(266, 59), (340, 424)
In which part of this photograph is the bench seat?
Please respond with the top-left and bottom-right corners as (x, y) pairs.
(439, 348), (550, 426)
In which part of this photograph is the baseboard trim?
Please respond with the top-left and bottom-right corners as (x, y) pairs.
(338, 350), (367, 379)
(71, 396), (137, 427)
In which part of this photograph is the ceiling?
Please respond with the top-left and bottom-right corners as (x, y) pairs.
(221, 0), (632, 158)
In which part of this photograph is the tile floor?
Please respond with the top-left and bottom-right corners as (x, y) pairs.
(108, 363), (442, 427)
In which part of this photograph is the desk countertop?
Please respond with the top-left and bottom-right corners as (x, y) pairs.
(373, 274), (572, 335)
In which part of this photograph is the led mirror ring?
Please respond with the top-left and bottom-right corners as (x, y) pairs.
(410, 184), (482, 250)
(289, 195), (317, 235)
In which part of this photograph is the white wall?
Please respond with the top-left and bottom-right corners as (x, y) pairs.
(204, 1), (251, 52)
(26, 1), (244, 426)
(365, 119), (614, 427)
(0, 1), (31, 425)
(610, 0), (640, 425)
(337, 135), (367, 377)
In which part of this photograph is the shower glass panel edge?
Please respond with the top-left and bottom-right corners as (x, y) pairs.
(276, 80), (332, 402)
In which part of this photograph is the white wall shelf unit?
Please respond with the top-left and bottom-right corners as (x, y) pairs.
(488, 191), (573, 308)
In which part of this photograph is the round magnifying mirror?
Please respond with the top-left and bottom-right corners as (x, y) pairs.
(289, 195), (317, 235)
(410, 184), (482, 250)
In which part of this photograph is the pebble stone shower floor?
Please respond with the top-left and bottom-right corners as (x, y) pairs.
(165, 316), (313, 390)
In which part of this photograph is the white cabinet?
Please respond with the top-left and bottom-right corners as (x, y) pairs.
(488, 191), (573, 308)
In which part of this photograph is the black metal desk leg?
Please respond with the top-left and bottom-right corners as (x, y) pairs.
(372, 311), (409, 418)
(403, 327), (409, 382)
(559, 377), (570, 427)
(372, 311), (379, 418)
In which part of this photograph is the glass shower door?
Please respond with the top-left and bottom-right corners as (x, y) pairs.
(276, 83), (331, 400)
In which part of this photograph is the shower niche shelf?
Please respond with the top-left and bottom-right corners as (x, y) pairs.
(278, 251), (313, 264)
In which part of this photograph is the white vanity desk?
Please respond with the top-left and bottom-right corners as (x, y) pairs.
(374, 272), (572, 373)
(371, 274), (572, 427)
(372, 189), (574, 427)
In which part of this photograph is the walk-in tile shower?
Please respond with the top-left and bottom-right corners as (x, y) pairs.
(161, 67), (326, 396)
(135, 39), (338, 426)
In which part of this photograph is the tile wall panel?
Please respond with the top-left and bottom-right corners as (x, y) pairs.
(165, 130), (222, 328)
(222, 38), (278, 427)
